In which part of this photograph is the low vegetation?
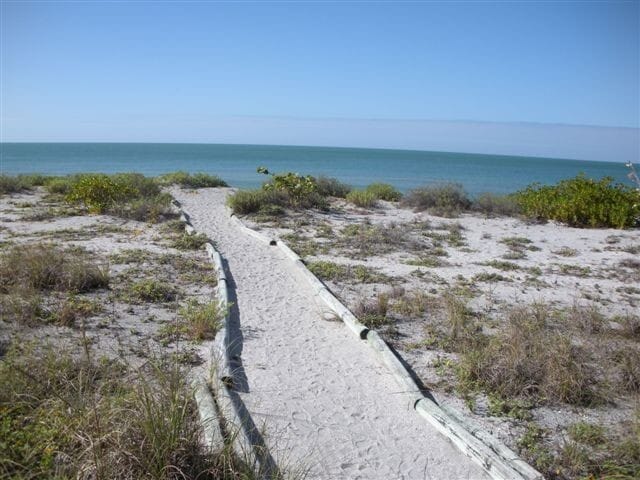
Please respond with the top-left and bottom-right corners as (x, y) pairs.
(402, 183), (472, 217)
(177, 300), (225, 341)
(0, 243), (109, 294)
(0, 173), (49, 194)
(345, 182), (402, 208)
(156, 171), (228, 188)
(345, 189), (378, 208)
(0, 341), (259, 479)
(515, 174), (640, 228)
(316, 176), (352, 198)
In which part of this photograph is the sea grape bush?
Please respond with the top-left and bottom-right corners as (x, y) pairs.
(257, 166), (318, 205)
(515, 174), (640, 229)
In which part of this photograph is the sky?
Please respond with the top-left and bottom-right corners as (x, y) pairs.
(1, 1), (639, 162)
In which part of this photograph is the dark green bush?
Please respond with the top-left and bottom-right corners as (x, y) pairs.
(316, 176), (352, 198)
(0, 175), (25, 194)
(402, 183), (472, 217)
(515, 174), (640, 228)
(156, 171), (228, 188)
(473, 193), (521, 217)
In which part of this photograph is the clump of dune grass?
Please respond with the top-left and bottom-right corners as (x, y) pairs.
(227, 189), (289, 215)
(355, 293), (391, 329)
(177, 299), (225, 341)
(345, 182), (402, 208)
(0, 340), (259, 480)
(337, 221), (420, 257)
(156, 171), (228, 189)
(402, 183), (472, 217)
(345, 189), (378, 208)
(0, 243), (109, 294)
(364, 182), (402, 201)
(456, 304), (600, 406)
(172, 232), (209, 250)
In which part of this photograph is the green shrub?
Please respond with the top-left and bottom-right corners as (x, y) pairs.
(66, 174), (136, 213)
(515, 174), (640, 228)
(130, 279), (177, 303)
(403, 183), (472, 217)
(258, 166), (319, 204)
(316, 176), (352, 198)
(156, 171), (228, 188)
(365, 182), (402, 201)
(64, 173), (175, 222)
(346, 189), (378, 208)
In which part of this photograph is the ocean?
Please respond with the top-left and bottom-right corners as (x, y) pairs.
(0, 143), (633, 196)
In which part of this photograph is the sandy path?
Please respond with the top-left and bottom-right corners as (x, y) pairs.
(173, 188), (488, 480)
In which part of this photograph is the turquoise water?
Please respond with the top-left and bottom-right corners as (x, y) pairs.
(0, 143), (632, 196)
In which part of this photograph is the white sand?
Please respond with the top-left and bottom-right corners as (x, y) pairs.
(172, 188), (489, 480)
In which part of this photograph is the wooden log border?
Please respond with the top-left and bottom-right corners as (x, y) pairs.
(172, 199), (271, 476)
(230, 211), (543, 480)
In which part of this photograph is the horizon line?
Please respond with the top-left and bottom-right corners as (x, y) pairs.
(0, 140), (629, 166)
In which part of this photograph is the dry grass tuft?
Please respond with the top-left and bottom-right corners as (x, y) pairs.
(0, 243), (109, 294)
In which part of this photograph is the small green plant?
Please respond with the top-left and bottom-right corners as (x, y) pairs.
(405, 256), (447, 268)
(307, 261), (348, 281)
(568, 422), (606, 446)
(178, 300), (225, 341)
(355, 294), (391, 328)
(172, 232), (208, 250)
(130, 279), (177, 303)
(515, 174), (640, 228)
(480, 260), (521, 271)
(553, 246), (579, 257)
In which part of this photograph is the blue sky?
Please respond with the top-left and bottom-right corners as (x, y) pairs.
(1, 1), (638, 161)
